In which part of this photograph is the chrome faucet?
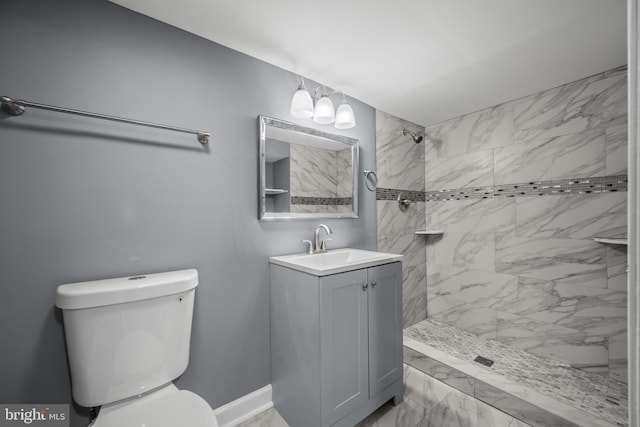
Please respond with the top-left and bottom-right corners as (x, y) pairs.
(300, 224), (333, 254)
(313, 224), (333, 253)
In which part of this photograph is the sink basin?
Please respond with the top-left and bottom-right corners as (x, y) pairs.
(270, 248), (403, 276)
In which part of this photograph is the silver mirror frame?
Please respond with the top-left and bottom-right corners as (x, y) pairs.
(259, 115), (359, 220)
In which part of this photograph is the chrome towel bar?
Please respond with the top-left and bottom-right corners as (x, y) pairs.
(1, 95), (210, 145)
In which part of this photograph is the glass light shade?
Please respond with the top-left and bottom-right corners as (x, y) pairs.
(313, 95), (335, 124)
(334, 102), (356, 129)
(290, 85), (314, 119)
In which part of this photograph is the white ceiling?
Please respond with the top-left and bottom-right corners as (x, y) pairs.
(108, 0), (627, 127)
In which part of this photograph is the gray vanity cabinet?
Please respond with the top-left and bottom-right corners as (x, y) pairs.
(366, 264), (404, 396)
(319, 268), (369, 424)
(270, 261), (403, 427)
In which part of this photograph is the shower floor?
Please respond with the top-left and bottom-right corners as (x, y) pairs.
(404, 318), (628, 427)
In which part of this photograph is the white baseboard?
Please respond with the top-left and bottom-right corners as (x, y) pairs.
(213, 384), (273, 427)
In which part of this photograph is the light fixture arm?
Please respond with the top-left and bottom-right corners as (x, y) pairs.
(297, 76), (308, 90)
(313, 85), (324, 104)
(312, 86), (344, 105)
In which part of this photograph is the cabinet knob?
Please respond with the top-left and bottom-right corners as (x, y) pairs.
(371, 281), (377, 288)
(362, 283), (368, 291)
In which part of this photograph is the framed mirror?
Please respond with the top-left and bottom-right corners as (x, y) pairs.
(259, 115), (359, 220)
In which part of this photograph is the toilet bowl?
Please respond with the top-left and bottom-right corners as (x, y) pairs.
(92, 384), (217, 427)
(56, 269), (218, 427)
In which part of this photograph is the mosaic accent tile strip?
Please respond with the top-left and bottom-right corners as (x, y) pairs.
(404, 318), (628, 426)
(377, 175), (627, 202)
(376, 188), (426, 202)
(290, 196), (352, 206)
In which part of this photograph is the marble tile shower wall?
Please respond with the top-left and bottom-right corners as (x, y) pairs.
(423, 66), (628, 383)
(290, 144), (352, 213)
(376, 110), (427, 327)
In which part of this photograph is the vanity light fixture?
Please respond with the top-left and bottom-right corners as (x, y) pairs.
(290, 77), (314, 119)
(335, 93), (356, 129)
(290, 76), (356, 129)
(313, 90), (335, 124)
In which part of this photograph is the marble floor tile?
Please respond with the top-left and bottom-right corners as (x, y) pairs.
(466, 392), (528, 427)
(404, 346), (475, 395)
(235, 407), (289, 427)
(354, 398), (427, 427)
(241, 365), (519, 427)
(403, 337), (486, 381)
(416, 389), (473, 427)
(473, 380), (589, 427)
(403, 364), (451, 415)
(415, 374), (516, 427)
(404, 318), (628, 426)
(239, 399), (428, 427)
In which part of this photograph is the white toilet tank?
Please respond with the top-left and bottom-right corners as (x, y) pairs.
(56, 269), (199, 408)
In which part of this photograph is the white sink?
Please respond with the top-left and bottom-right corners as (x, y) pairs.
(270, 248), (403, 276)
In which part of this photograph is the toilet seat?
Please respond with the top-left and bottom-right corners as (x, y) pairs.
(91, 383), (218, 427)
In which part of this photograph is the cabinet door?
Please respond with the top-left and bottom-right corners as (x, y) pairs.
(367, 262), (402, 397)
(320, 269), (369, 426)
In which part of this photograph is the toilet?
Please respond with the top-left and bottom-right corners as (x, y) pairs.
(56, 269), (218, 427)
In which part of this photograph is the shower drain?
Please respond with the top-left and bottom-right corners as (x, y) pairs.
(474, 355), (495, 367)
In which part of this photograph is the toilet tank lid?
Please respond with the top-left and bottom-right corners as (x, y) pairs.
(56, 269), (198, 310)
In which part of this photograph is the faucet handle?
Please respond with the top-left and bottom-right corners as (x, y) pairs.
(300, 239), (313, 254)
(320, 238), (332, 252)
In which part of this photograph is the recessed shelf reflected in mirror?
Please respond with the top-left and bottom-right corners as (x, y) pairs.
(259, 115), (359, 220)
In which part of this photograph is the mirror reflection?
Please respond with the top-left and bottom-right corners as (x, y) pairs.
(259, 115), (359, 219)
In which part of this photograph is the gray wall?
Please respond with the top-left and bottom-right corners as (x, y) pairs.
(0, 1), (377, 426)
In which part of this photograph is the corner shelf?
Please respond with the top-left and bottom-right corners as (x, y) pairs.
(415, 230), (444, 235)
(594, 236), (628, 245)
(265, 188), (288, 195)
